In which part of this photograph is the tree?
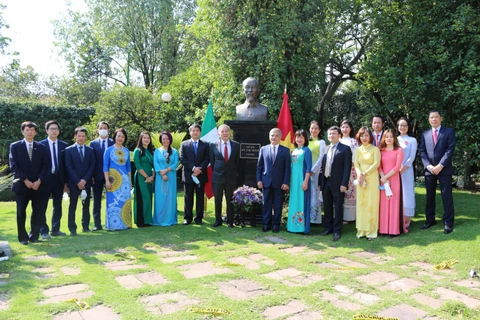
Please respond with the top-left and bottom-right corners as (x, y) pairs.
(360, 0), (480, 185)
(54, 0), (196, 89)
(0, 4), (11, 54)
(0, 60), (45, 100)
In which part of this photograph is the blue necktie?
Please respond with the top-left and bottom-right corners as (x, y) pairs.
(194, 141), (198, 155)
(79, 146), (84, 162)
(102, 140), (106, 152)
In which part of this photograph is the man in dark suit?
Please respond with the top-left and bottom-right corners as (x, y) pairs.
(39, 120), (69, 238)
(88, 121), (113, 231)
(318, 126), (352, 241)
(256, 128), (291, 233)
(372, 115), (384, 147)
(179, 124), (210, 225)
(419, 110), (456, 234)
(210, 124), (240, 228)
(65, 127), (95, 236)
(9, 121), (50, 244)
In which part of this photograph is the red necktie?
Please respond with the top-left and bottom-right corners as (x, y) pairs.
(224, 143), (228, 163)
(433, 129), (438, 145)
(376, 134), (380, 146)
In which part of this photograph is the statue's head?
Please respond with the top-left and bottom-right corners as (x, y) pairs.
(242, 77), (259, 104)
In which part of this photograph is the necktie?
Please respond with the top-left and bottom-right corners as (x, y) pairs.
(79, 146), (84, 162)
(53, 142), (58, 173)
(102, 140), (106, 152)
(376, 134), (380, 146)
(325, 145), (334, 178)
(194, 141), (198, 155)
(224, 143), (228, 163)
(28, 143), (33, 161)
(433, 128), (438, 145)
(272, 146), (276, 163)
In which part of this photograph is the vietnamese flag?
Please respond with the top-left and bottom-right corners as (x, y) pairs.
(277, 92), (294, 151)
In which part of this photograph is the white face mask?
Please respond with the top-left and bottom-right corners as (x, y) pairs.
(99, 129), (108, 138)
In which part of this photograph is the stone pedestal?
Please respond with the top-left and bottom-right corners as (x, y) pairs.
(225, 120), (276, 188)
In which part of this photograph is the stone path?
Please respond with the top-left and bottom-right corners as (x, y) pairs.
(2, 243), (479, 319)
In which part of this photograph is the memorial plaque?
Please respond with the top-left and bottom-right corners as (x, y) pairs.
(240, 143), (260, 159)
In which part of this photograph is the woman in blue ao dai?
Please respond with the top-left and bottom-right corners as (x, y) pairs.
(287, 129), (313, 234)
(104, 128), (132, 230)
(153, 131), (179, 226)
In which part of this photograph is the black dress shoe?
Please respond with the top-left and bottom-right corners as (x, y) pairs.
(272, 227), (279, 233)
(93, 226), (103, 231)
(321, 230), (333, 236)
(262, 226), (272, 232)
(70, 232), (77, 236)
(19, 240), (28, 245)
(213, 221), (222, 227)
(183, 219), (191, 225)
(194, 218), (203, 225)
(29, 239), (40, 243)
(51, 231), (66, 236)
(82, 229), (91, 233)
(333, 233), (342, 242)
(444, 226), (453, 234)
(420, 221), (437, 229)
(227, 223), (234, 228)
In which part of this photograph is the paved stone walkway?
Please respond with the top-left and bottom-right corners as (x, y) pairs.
(1, 236), (480, 319)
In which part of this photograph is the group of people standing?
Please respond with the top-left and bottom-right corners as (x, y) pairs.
(8, 109), (455, 245)
(258, 111), (455, 242)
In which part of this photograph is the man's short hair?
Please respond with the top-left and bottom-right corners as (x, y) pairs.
(217, 124), (230, 132)
(96, 121), (110, 129)
(328, 126), (341, 135)
(21, 121), (38, 132)
(428, 109), (441, 117)
(45, 120), (60, 131)
(269, 128), (282, 138)
(371, 115), (384, 123)
(74, 127), (87, 135)
(189, 124), (202, 132)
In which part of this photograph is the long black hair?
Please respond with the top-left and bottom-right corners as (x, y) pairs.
(160, 131), (173, 164)
(135, 131), (154, 156)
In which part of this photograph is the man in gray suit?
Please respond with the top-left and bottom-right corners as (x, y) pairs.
(210, 124), (240, 228)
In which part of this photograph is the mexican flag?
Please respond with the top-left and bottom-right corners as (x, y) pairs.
(201, 98), (217, 199)
(277, 91), (295, 151)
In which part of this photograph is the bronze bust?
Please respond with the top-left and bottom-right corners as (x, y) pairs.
(236, 77), (268, 121)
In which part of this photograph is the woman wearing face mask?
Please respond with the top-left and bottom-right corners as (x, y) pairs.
(104, 128), (132, 231)
(153, 131), (179, 226)
(133, 132), (155, 228)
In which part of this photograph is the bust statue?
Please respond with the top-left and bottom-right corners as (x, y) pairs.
(236, 77), (268, 121)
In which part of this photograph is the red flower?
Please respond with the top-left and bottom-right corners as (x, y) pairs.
(298, 218), (303, 222)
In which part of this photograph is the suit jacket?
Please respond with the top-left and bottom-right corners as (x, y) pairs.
(419, 126), (455, 176)
(65, 144), (95, 188)
(9, 140), (50, 193)
(179, 139), (210, 183)
(210, 140), (240, 184)
(319, 142), (352, 192)
(89, 137), (114, 181)
(256, 144), (291, 188)
(39, 138), (69, 186)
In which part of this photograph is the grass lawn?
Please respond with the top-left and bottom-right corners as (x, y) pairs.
(0, 187), (479, 319)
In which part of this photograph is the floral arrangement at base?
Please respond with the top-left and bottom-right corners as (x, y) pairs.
(232, 185), (263, 212)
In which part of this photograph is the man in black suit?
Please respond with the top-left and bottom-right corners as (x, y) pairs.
(419, 110), (456, 234)
(88, 121), (113, 231)
(39, 120), (69, 238)
(65, 127), (95, 235)
(210, 124), (240, 228)
(9, 121), (50, 244)
(371, 115), (384, 147)
(179, 124), (210, 225)
(256, 128), (291, 233)
(318, 126), (352, 241)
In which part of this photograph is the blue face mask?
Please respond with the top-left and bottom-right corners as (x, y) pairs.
(378, 185), (385, 191)
(191, 175), (200, 185)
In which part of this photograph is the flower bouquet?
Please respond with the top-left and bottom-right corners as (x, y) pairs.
(231, 185), (263, 227)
